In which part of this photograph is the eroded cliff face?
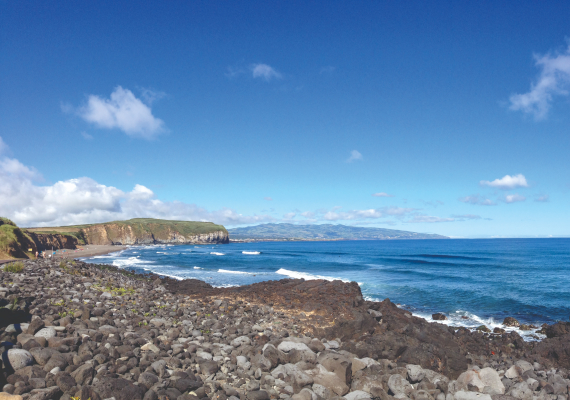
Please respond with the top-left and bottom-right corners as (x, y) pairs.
(29, 233), (78, 251)
(82, 223), (229, 245)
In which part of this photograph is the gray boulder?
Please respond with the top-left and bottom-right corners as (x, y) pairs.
(7, 348), (34, 370)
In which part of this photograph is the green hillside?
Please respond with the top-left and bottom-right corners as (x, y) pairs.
(228, 223), (448, 240)
(0, 218), (36, 259)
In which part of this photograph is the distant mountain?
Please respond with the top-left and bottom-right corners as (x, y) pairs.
(227, 223), (448, 241)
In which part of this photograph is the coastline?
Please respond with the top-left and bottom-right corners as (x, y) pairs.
(1, 258), (570, 399)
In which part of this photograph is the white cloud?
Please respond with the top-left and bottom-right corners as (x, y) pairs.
(251, 64), (282, 81)
(451, 214), (484, 220)
(73, 86), (165, 139)
(405, 215), (454, 223)
(372, 192), (394, 197)
(320, 206), (414, 221)
(535, 194), (550, 202)
(301, 211), (315, 219)
(510, 42), (570, 119)
(283, 212), (296, 220)
(0, 140), (273, 227)
(480, 174), (528, 190)
(347, 150), (363, 163)
(458, 194), (497, 206)
(81, 132), (93, 140)
(504, 194), (526, 203)
(264, 197), (273, 201)
(139, 88), (166, 105)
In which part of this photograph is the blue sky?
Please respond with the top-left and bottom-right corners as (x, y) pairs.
(1, 1), (570, 237)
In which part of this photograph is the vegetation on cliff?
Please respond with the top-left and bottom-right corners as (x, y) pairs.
(28, 218), (229, 246)
(0, 217), (36, 259)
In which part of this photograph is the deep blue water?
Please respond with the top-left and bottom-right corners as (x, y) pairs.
(83, 239), (570, 339)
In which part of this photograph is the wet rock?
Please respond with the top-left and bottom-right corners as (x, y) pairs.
(432, 314), (447, 321)
(502, 318), (520, 328)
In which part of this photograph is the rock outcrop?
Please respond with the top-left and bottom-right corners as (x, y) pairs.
(28, 233), (78, 252)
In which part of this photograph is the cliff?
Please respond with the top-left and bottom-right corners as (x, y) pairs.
(0, 217), (80, 259)
(79, 218), (229, 245)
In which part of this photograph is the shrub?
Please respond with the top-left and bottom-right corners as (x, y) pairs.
(4, 261), (24, 273)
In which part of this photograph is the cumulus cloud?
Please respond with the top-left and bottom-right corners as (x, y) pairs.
(251, 64), (282, 81)
(347, 150), (363, 163)
(458, 194), (497, 206)
(503, 194), (526, 203)
(535, 194), (550, 202)
(372, 192), (394, 197)
(0, 140), (272, 227)
(283, 212), (296, 220)
(71, 86), (166, 139)
(480, 174), (528, 190)
(510, 42), (570, 119)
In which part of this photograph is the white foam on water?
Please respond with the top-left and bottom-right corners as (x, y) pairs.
(276, 268), (350, 282)
(210, 252), (225, 256)
(212, 283), (240, 288)
(218, 269), (253, 275)
(194, 266), (202, 269)
(111, 256), (154, 269)
(148, 271), (184, 280)
(156, 252), (167, 254)
(404, 307), (546, 342)
(242, 251), (261, 255)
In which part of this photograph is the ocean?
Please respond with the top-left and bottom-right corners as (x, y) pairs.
(82, 238), (570, 340)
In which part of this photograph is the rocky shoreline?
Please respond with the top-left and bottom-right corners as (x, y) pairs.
(1, 259), (570, 400)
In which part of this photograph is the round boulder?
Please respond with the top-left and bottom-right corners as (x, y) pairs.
(432, 313), (447, 321)
(7, 348), (34, 370)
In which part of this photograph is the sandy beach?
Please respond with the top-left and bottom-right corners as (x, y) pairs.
(0, 245), (126, 265)
(46, 244), (127, 260)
